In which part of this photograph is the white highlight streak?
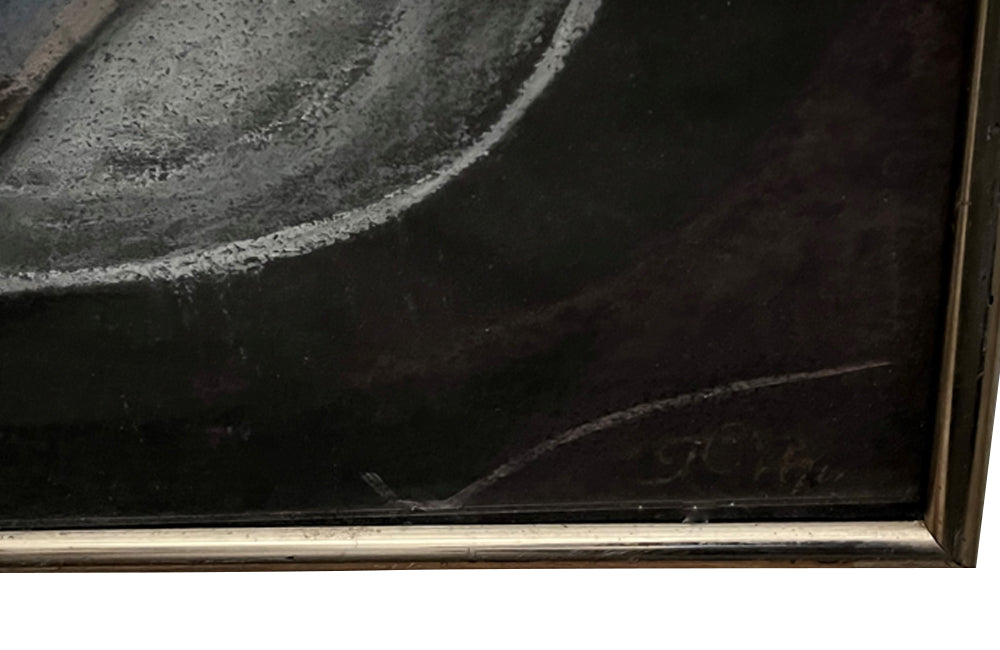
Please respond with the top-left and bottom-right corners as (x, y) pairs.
(0, 0), (604, 295)
(437, 360), (892, 508)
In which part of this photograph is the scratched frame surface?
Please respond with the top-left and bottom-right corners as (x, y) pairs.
(0, 0), (997, 569)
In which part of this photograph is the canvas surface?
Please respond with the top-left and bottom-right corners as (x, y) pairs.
(0, 0), (971, 527)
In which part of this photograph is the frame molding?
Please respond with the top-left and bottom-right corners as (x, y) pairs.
(0, 521), (951, 570)
(1, 0), (997, 570)
(927, 0), (1000, 567)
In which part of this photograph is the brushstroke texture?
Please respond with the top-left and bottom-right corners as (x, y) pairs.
(0, 0), (602, 293)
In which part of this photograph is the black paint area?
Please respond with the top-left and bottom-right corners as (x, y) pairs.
(0, 0), (972, 528)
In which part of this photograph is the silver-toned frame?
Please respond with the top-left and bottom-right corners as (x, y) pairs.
(1, 0), (997, 570)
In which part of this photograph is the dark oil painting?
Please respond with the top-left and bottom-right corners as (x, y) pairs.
(0, 0), (975, 528)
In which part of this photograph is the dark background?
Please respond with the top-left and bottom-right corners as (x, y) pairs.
(0, 0), (974, 528)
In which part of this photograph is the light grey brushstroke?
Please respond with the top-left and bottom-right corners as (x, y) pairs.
(360, 471), (401, 502)
(419, 360), (893, 509)
(0, 0), (603, 294)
